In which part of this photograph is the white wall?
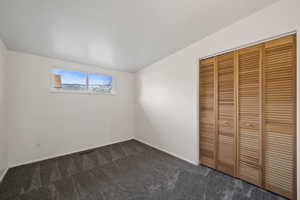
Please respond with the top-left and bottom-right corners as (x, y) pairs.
(135, 0), (300, 193)
(0, 38), (7, 180)
(7, 51), (135, 167)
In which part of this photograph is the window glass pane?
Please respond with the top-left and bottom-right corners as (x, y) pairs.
(88, 73), (112, 93)
(53, 69), (87, 91)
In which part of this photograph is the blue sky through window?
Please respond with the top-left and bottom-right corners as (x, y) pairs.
(88, 73), (112, 85)
(53, 69), (86, 85)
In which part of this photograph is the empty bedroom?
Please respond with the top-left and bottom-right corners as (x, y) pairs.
(0, 0), (299, 199)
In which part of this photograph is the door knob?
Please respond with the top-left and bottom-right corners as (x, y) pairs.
(246, 123), (253, 128)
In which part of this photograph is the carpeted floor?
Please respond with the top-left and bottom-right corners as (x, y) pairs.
(0, 140), (286, 200)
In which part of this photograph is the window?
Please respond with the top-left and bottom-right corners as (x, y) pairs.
(52, 68), (114, 94)
(88, 73), (112, 93)
(53, 69), (87, 91)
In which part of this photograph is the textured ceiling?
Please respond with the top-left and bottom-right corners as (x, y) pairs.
(0, 0), (278, 72)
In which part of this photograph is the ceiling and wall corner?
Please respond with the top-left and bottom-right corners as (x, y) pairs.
(0, 0), (279, 72)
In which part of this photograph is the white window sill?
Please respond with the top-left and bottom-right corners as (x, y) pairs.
(50, 88), (116, 95)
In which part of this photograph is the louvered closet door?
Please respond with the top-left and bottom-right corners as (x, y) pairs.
(263, 35), (296, 199)
(237, 45), (263, 186)
(216, 53), (236, 176)
(199, 58), (216, 168)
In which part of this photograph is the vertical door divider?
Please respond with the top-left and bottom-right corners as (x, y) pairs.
(214, 56), (219, 169)
(234, 50), (239, 177)
(259, 44), (264, 187)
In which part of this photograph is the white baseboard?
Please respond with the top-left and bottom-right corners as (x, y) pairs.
(135, 138), (198, 165)
(0, 168), (9, 183)
(9, 138), (134, 168)
(9, 137), (198, 170)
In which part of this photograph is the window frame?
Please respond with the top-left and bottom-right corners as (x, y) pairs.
(50, 66), (116, 95)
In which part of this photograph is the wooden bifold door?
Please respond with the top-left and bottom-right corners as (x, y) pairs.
(199, 34), (296, 199)
(216, 53), (236, 176)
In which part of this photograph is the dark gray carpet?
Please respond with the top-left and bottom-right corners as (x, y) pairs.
(0, 140), (286, 200)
